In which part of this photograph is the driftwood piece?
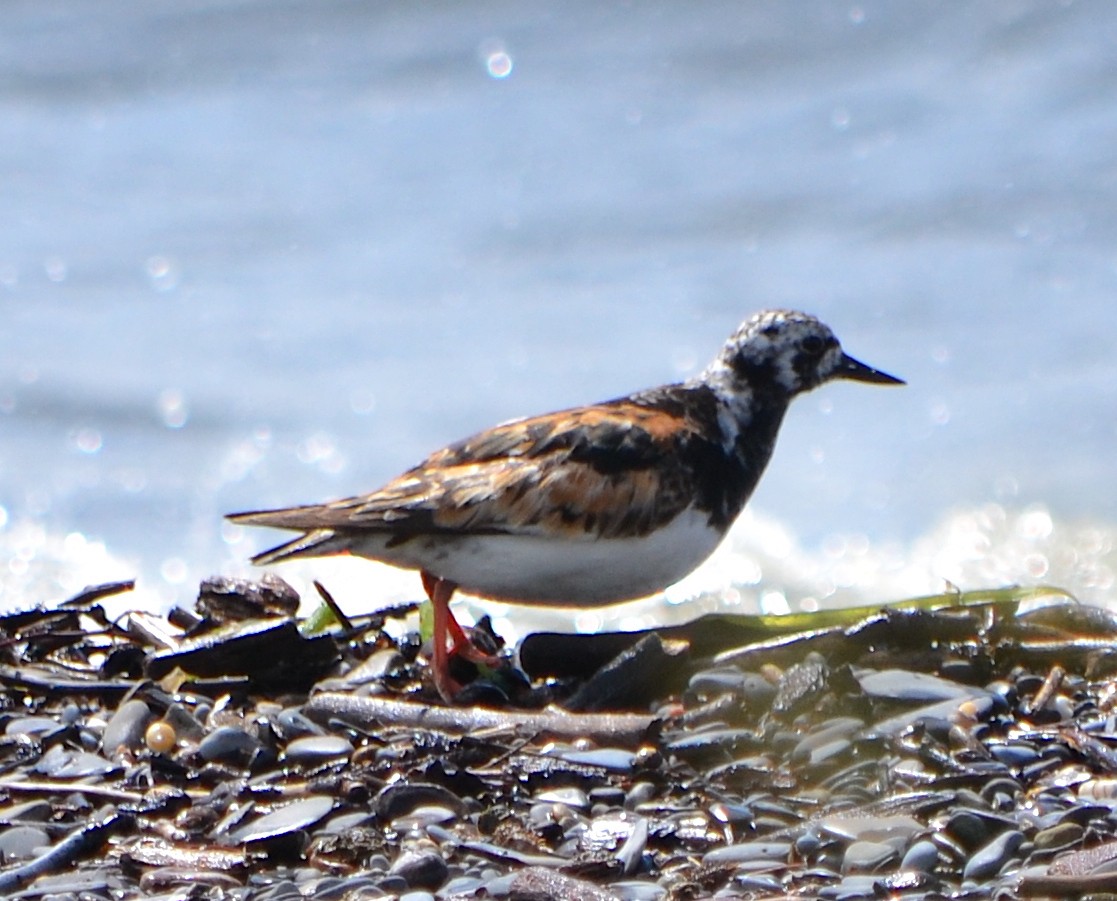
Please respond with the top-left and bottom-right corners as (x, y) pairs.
(304, 692), (658, 745)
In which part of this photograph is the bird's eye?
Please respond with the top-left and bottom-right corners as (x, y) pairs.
(800, 335), (825, 356)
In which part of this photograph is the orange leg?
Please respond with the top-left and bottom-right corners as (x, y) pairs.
(420, 571), (500, 702)
(425, 574), (461, 702)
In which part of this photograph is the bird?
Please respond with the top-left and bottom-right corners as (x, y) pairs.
(229, 309), (903, 701)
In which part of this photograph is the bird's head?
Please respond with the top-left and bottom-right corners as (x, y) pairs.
(706, 309), (904, 398)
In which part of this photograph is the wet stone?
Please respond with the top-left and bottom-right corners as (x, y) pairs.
(0, 824), (49, 860)
(199, 725), (260, 764)
(1034, 821), (1084, 853)
(665, 727), (758, 760)
(4, 715), (62, 737)
(962, 829), (1025, 882)
(8, 572), (1117, 899)
(375, 782), (466, 821)
(34, 745), (115, 777)
(275, 707), (325, 739)
(613, 880), (666, 900)
(284, 734), (353, 765)
(731, 873), (784, 894)
(842, 839), (898, 873)
(232, 795), (335, 844)
(820, 814), (922, 844)
(535, 787), (590, 808)
(390, 804), (459, 831)
(161, 702), (206, 742)
(389, 849), (449, 891)
(772, 654), (830, 716)
(818, 874), (881, 901)
(688, 667), (748, 695)
(0, 799), (52, 824)
(900, 839), (939, 872)
(102, 698), (153, 753)
(625, 781), (657, 809)
(703, 839), (792, 866)
(989, 742), (1039, 768)
(560, 747), (638, 772)
(856, 668), (982, 703)
(740, 671), (778, 707)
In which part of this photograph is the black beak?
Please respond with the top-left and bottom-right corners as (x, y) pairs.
(836, 353), (905, 386)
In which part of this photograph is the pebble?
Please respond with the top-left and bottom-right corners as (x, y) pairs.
(284, 734), (353, 765)
(703, 839), (792, 866)
(1034, 821), (1084, 852)
(962, 829), (1025, 881)
(5, 715), (61, 737)
(390, 804), (459, 831)
(7, 576), (1117, 901)
(688, 668), (747, 695)
(0, 800), (52, 824)
(199, 725), (260, 764)
(375, 782), (466, 821)
(160, 702), (205, 742)
(102, 699), (153, 753)
(842, 839), (897, 873)
(231, 796), (335, 844)
(34, 746), (115, 777)
(820, 814), (922, 844)
(900, 839), (939, 872)
(389, 849), (449, 891)
(0, 824), (49, 860)
(561, 747), (638, 771)
(535, 787), (590, 808)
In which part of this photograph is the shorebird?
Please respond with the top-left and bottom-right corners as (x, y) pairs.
(229, 309), (903, 701)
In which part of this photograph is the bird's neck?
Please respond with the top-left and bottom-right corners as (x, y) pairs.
(685, 374), (793, 530)
(698, 369), (792, 455)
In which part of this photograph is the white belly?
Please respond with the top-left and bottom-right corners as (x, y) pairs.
(354, 506), (724, 605)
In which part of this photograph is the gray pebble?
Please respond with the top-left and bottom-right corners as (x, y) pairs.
(375, 782), (465, 821)
(963, 830), (1024, 881)
(900, 839), (939, 872)
(199, 725), (260, 764)
(688, 668), (747, 695)
(4, 716), (61, 737)
(842, 839), (897, 873)
(1033, 821), (1083, 852)
(0, 824), (49, 860)
(231, 795), (335, 844)
(162, 702), (206, 742)
(34, 746), (115, 778)
(284, 734), (353, 765)
(102, 699), (153, 753)
(535, 787), (590, 808)
(390, 804), (459, 831)
(389, 850), (448, 891)
(704, 840), (792, 866)
(613, 880), (667, 900)
(276, 707), (325, 739)
(624, 781), (657, 809)
(0, 800), (52, 824)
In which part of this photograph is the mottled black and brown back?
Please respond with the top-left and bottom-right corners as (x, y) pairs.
(230, 381), (782, 555)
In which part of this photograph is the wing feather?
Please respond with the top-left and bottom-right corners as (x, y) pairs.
(229, 398), (708, 542)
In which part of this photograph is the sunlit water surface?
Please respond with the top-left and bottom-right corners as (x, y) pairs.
(2, 1), (1116, 628)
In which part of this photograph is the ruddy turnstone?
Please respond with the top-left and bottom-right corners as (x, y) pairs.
(229, 309), (903, 701)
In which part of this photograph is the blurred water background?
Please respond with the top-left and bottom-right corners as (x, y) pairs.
(2, 0), (1115, 631)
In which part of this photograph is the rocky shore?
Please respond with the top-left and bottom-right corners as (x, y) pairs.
(0, 576), (1115, 899)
